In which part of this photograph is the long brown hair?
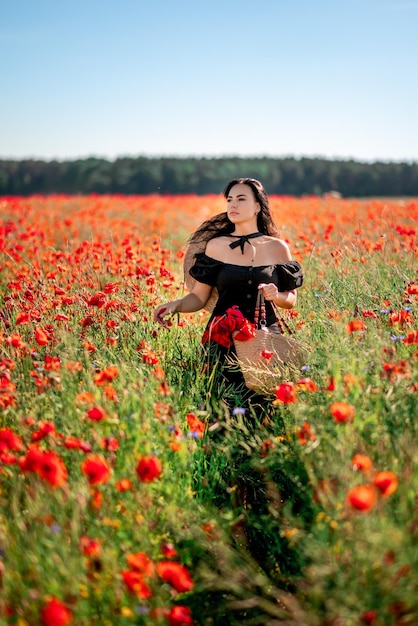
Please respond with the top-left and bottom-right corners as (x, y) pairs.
(188, 178), (278, 246)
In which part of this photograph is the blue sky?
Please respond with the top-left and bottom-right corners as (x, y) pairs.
(1, 0), (417, 162)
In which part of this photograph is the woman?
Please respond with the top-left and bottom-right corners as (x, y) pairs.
(154, 178), (303, 413)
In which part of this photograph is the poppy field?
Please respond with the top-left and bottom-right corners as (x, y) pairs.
(0, 193), (417, 625)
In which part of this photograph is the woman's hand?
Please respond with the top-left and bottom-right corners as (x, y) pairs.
(258, 282), (279, 301)
(154, 301), (178, 326)
(258, 283), (296, 309)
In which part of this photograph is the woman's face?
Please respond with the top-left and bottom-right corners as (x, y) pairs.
(226, 183), (259, 225)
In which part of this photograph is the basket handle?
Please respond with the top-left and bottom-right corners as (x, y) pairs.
(256, 289), (293, 335)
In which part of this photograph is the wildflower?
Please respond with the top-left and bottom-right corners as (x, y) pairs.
(116, 478), (133, 491)
(389, 310), (413, 327)
(16, 312), (30, 324)
(352, 454), (373, 474)
(141, 350), (159, 365)
(31, 421), (56, 442)
(81, 455), (111, 485)
(87, 406), (106, 422)
(403, 330), (418, 344)
(297, 422), (316, 445)
(362, 310), (378, 318)
(161, 542), (178, 559)
(37, 452), (68, 488)
(0, 428), (24, 453)
(100, 436), (119, 451)
(260, 349), (274, 360)
(156, 561), (194, 593)
(103, 282), (119, 293)
(104, 385), (118, 401)
(136, 455), (162, 482)
(373, 471), (398, 497)
(35, 326), (50, 346)
(406, 283), (418, 295)
(360, 610), (379, 625)
(126, 552), (155, 577)
(64, 435), (81, 450)
(330, 401), (355, 423)
(6, 333), (26, 349)
(121, 570), (152, 598)
(186, 413), (205, 438)
(94, 365), (118, 386)
(232, 407), (246, 415)
(40, 597), (72, 626)
(274, 382), (297, 404)
(346, 320), (367, 333)
(87, 291), (106, 307)
(260, 439), (274, 457)
(296, 377), (318, 392)
(167, 605), (193, 626)
(346, 484), (377, 512)
(80, 536), (102, 558)
(55, 313), (69, 321)
(325, 376), (336, 391)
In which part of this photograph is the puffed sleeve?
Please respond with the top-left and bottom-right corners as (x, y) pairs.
(276, 261), (304, 291)
(188, 252), (221, 286)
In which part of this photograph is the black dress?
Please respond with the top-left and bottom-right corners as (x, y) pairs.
(189, 252), (304, 412)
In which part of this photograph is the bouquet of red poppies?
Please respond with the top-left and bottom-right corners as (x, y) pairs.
(202, 306), (256, 348)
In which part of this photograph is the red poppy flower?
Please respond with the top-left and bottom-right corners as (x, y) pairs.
(260, 349), (274, 361)
(31, 421), (56, 442)
(346, 484), (377, 512)
(186, 413), (206, 437)
(297, 422), (316, 445)
(330, 401), (355, 423)
(16, 312), (30, 325)
(156, 561), (194, 593)
(37, 451), (68, 488)
(94, 365), (118, 386)
(403, 330), (418, 344)
(126, 551), (155, 576)
(80, 536), (102, 558)
(274, 382), (297, 404)
(346, 320), (367, 333)
(87, 291), (107, 308)
(103, 282), (119, 293)
(373, 471), (398, 497)
(116, 478), (133, 491)
(234, 318), (256, 341)
(35, 326), (50, 346)
(41, 597), (72, 626)
(296, 377), (318, 392)
(389, 310), (413, 327)
(86, 406), (106, 422)
(64, 436), (82, 450)
(81, 455), (111, 485)
(161, 542), (178, 559)
(167, 605), (193, 626)
(352, 454), (373, 473)
(136, 455), (162, 482)
(0, 428), (24, 453)
(121, 570), (152, 598)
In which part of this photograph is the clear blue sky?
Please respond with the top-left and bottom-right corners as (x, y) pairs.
(1, 0), (417, 162)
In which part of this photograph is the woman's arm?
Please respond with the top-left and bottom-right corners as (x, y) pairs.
(154, 281), (213, 326)
(260, 284), (297, 309)
(259, 238), (298, 309)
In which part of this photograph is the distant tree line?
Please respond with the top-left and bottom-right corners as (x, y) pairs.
(0, 156), (417, 197)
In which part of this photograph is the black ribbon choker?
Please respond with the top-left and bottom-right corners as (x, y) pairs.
(228, 232), (263, 254)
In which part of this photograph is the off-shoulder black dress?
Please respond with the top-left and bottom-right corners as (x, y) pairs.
(189, 252), (304, 409)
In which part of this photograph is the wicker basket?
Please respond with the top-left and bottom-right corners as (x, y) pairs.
(233, 326), (307, 395)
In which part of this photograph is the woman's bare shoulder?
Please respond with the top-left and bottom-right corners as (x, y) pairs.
(265, 236), (293, 262)
(205, 236), (230, 255)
